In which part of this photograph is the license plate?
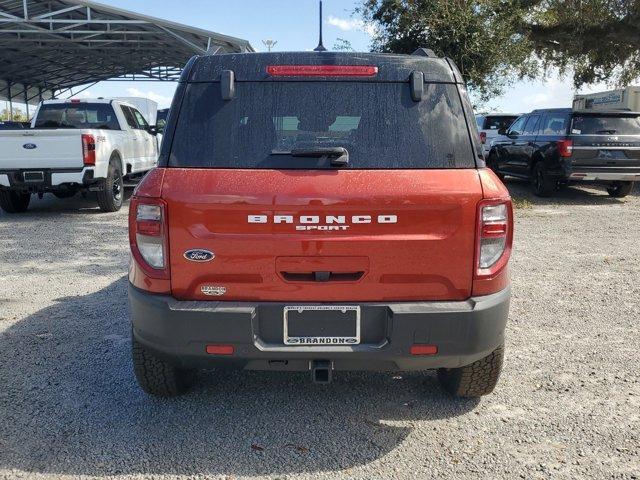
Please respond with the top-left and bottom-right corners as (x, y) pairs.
(598, 150), (626, 159)
(283, 305), (360, 346)
(23, 171), (44, 182)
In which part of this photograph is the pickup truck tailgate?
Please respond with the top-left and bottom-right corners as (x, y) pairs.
(0, 130), (83, 169)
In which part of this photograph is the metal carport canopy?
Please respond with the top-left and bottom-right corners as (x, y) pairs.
(0, 0), (254, 105)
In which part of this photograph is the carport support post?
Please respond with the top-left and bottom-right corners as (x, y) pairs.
(25, 88), (29, 119)
(8, 82), (13, 121)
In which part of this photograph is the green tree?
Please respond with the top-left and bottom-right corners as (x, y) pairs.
(1, 108), (27, 121)
(359, 0), (640, 100)
(333, 38), (356, 52)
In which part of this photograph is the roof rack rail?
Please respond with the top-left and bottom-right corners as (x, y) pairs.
(412, 48), (437, 58)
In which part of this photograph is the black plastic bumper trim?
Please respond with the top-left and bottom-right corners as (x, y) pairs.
(129, 283), (511, 371)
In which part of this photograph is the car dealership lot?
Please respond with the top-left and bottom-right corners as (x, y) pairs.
(0, 185), (638, 480)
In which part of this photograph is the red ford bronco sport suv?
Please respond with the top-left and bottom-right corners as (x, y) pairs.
(129, 50), (513, 398)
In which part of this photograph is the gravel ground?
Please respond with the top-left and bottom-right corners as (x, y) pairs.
(0, 182), (639, 480)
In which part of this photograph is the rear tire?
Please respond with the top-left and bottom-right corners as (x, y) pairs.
(437, 344), (504, 398)
(0, 190), (31, 213)
(132, 336), (194, 397)
(97, 157), (124, 212)
(607, 181), (634, 198)
(531, 162), (556, 197)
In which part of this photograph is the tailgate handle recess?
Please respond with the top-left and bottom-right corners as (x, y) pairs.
(281, 271), (364, 283)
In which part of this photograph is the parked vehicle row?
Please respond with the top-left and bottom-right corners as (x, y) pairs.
(0, 120), (28, 130)
(480, 108), (640, 197)
(475, 113), (520, 156)
(0, 98), (161, 213)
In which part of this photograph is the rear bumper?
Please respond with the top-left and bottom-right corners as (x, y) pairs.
(562, 163), (640, 182)
(129, 283), (511, 372)
(568, 169), (640, 182)
(0, 167), (97, 191)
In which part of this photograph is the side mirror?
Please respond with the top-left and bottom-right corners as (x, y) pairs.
(147, 125), (159, 136)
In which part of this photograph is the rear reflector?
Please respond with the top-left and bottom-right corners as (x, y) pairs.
(266, 65), (378, 77)
(410, 345), (438, 356)
(480, 131), (487, 144)
(206, 344), (235, 355)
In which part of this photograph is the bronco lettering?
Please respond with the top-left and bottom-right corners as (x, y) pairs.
(248, 214), (398, 230)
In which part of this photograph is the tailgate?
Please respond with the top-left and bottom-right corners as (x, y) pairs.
(162, 169), (483, 302)
(570, 113), (640, 170)
(571, 135), (640, 169)
(0, 130), (84, 170)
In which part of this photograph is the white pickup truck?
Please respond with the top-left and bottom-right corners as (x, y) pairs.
(0, 98), (160, 213)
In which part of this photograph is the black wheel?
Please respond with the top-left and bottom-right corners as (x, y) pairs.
(438, 344), (504, 398)
(606, 181), (634, 198)
(96, 157), (124, 212)
(531, 162), (556, 197)
(53, 190), (77, 199)
(487, 152), (505, 181)
(132, 336), (194, 397)
(0, 190), (31, 213)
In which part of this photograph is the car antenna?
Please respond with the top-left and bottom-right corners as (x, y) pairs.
(313, 0), (327, 52)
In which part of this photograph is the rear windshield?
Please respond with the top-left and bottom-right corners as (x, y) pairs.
(483, 116), (518, 131)
(35, 103), (120, 130)
(571, 114), (640, 135)
(168, 82), (475, 169)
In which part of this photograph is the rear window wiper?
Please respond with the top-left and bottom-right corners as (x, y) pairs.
(596, 129), (617, 134)
(290, 147), (349, 167)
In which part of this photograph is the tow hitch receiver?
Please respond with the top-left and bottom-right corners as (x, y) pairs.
(311, 360), (332, 384)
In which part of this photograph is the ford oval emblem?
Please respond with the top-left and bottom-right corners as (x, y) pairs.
(184, 249), (215, 262)
(23, 143), (37, 150)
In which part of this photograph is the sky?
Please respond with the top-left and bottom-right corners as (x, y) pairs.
(6, 0), (613, 115)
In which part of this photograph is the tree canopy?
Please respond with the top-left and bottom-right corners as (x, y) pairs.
(359, 0), (640, 100)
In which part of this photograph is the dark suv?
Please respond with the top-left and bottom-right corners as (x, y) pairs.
(488, 108), (640, 197)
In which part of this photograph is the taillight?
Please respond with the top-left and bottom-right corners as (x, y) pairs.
(129, 197), (169, 279)
(480, 132), (487, 144)
(557, 139), (573, 157)
(266, 65), (378, 77)
(81, 134), (96, 166)
(475, 199), (513, 279)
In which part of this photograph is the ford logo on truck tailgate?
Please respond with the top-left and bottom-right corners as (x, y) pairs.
(23, 143), (37, 149)
(184, 249), (215, 262)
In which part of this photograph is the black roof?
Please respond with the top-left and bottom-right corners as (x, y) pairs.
(185, 51), (464, 84)
(531, 108), (640, 115)
(530, 108), (572, 114)
(1, 0), (253, 105)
